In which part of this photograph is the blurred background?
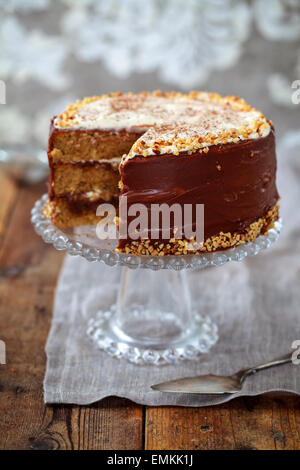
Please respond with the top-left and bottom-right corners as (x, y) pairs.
(0, 0), (299, 183)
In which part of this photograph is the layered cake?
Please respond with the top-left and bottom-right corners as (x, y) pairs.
(47, 91), (279, 254)
(47, 92), (142, 227)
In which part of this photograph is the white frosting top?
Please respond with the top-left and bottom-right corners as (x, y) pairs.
(54, 92), (271, 159)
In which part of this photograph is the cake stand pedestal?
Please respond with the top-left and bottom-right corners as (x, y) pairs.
(32, 195), (281, 365)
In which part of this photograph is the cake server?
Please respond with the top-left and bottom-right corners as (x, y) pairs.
(151, 352), (293, 394)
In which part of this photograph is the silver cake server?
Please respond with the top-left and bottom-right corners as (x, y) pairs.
(151, 352), (293, 394)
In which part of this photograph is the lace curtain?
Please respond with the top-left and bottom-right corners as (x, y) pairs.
(0, 0), (299, 148)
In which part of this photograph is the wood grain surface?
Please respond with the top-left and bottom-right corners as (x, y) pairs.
(0, 173), (299, 450)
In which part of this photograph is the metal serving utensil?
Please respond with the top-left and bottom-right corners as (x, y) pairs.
(151, 352), (293, 394)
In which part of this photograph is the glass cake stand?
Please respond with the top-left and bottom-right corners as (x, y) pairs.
(31, 194), (281, 365)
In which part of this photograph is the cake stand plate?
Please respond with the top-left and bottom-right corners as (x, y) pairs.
(32, 195), (281, 365)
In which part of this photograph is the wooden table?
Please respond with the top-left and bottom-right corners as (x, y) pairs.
(0, 171), (299, 451)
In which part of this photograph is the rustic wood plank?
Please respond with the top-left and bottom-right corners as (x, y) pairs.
(0, 170), (18, 239)
(0, 184), (143, 450)
(29, 399), (143, 450)
(145, 396), (300, 450)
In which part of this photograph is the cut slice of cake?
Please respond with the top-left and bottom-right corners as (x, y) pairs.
(47, 91), (279, 255)
(47, 93), (145, 227)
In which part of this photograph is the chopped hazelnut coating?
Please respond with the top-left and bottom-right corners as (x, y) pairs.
(117, 205), (279, 256)
(54, 91), (271, 160)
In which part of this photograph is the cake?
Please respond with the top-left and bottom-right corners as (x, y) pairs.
(47, 93), (142, 227)
(47, 91), (279, 255)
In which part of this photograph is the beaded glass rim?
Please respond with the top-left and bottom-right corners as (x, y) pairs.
(31, 194), (281, 271)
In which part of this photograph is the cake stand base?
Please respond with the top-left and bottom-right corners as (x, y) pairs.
(87, 267), (218, 365)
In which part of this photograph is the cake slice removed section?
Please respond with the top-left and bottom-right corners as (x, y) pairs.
(47, 95), (145, 227)
(47, 160), (119, 227)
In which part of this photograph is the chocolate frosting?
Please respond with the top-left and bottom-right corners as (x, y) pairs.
(118, 130), (279, 248)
